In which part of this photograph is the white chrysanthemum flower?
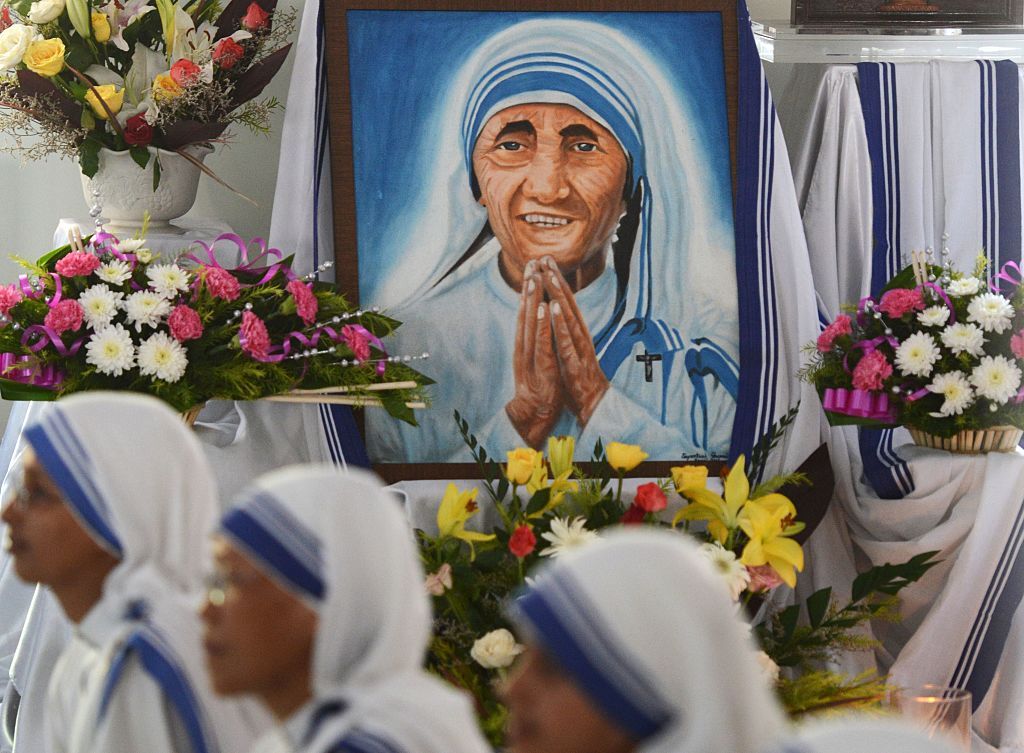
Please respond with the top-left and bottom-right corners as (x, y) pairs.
(85, 325), (135, 376)
(698, 542), (751, 601)
(146, 263), (190, 299)
(117, 238), (148, 254)
(970, 355), (1022, 404)
(895, 332), (941, 377)
(78, 284), (123, 329)
(917, 306), (950, 328)
(540, 516), (598, 558)
(137, 332), (188, 383)
(928, 372), (975, 416)
(940, 322), (986, 357)
(948, 277), (982, 296)
(95, 259), (133, 286)
(967, 293), (1015, 334)
(124, 290), (171, 331)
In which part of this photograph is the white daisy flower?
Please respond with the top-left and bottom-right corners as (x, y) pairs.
(85, 325), (135, 376)
(539, 516), (598, 558)
(146, 263), (190, 299)
(917, 306), (950, 328)
(940, 322), (986, 357)
(948, 277), (982, 296)
(698, 542), (751, 601)
(95, 259), (133, 286)
(78, 284), (124, 329)
(117, 238), (148, 254)
(124, 290), (171, 331)
(970, 355), (1022, 404)
(967, 292), (1015, 334)
(137, 331), (188, 383)
(895, 332), (941, 378)
(927, 372), (975, 416)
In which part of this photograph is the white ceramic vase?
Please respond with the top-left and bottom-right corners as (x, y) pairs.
(79, 145), (213, 235)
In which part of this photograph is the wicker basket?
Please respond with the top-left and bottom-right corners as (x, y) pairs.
(908, 425), (1023, 454)
(181, 404), (205, 428)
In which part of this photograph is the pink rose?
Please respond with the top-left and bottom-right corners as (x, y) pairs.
(241, 1), (270, 30)
(286, 280), (318, 326)
(877, 288), (925, 319)
(212, 37), (245, 69)
(55, 251), (101, 278)
(0, 284), (23, 316)
(424, 563), (453, 596)
(203, 267), (240, 301)
(43, 299), (84, 335)
(852, 350), (893, 391)
(1012, 330), (1024, 360)
(747, 564), (784, 593)
(169, 58), (202, 87)
(341, 324), (371, 362)
(168, 305), (203, 342)
(239, 310), (271, 360)
(634, 482), (667, 513)
(816, 314), (852, 353)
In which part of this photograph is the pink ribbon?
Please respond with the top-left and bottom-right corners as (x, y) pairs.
(990, 260), (1024, 294)
(823, 387), (898, 422)
(919, 281), (956, 323)
(20, 325), (85, 358)
(0, 353), (62, 389)
(185, 234), (298, 289)
(240, 323), (388, 375)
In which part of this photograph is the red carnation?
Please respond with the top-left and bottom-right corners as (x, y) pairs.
(169, 58), (202, 87)
(44, 300), (84, 335)
(620, 503), (646, 525)
(341, 324), (371, 362)
(877, 288), (925, 319)
(55, 251), (100, 278)
(508, 525), (536, 558)
(0, 284), (23, 316)
(241, 1), (270, 30)
(851, 350), (893, 391)
(212, 38), (245, 70)
(203, 266), (240, 301)
(634, 482), (667, 513)
(816, 314), (852, 353)
(168, 305), (203, 342)
(123, 113), (153, 147)
(286, 279), (318, 325)
(239, 310), (271, 360)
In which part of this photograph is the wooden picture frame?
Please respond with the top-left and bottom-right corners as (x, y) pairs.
(324, 1), (740, 481)
(792, 0), (1023, 27)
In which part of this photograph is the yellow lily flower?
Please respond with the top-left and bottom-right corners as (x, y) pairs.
(670, 465), (708, 493)
(526, 469), (579, 519)
(526, 463), (548, 496)
(547, 435), (575, 478)
(436, 484), (495, 556)
(606, 442), (647, 472)
(739, 500), (805, 588)
(506, 447), (543, 485)
(672, 455), (751, 543)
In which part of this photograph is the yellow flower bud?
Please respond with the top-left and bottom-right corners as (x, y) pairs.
(91, 11), (111, 43)
(505, 447), (543, 485)
(671, 465), (708, 493)
(546, 435), (575, 479)
(84, 84), (123, 120)
(22, 37), (64, 77)
(151, 71), (183, 102)
(605, 442), (647, 472)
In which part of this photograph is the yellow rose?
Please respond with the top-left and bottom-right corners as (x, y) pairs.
(605, 442), (648, 472)
(671, 465), (708, 493)
(91, 11), (111, 43)
(547, 435), (575, 479)
(151, 71), (183, 102)
(505, 447), (543, 485)
(84, 84), (123, 119)
(23, 38), (64, 78)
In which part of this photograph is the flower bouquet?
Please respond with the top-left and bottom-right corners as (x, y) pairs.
(419, 412), (937, 744)
(0, 0), (292, 185)
(0, 228), (430, 422)
(804, 251), (1024, 451)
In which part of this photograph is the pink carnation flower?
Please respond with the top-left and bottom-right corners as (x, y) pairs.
(747, 564), (784, 593)
(816, 314), (853, 352)
(1012, 330), (1024, 360)
(43, 299), (84, 335)
(0, 284), (23, 316)
(341, 324), (371, 362)
(287, 280), (318, 326)
(55, 251), (100, 278)
(240, 310), (271, 360)
(203, 267), (241, 301)
(877, 288), (925, 319)
(168, 305), (203, 342)
(852, 350), (893, 391)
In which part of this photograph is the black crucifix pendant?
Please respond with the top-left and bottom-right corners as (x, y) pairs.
(636, 350), (662, 382)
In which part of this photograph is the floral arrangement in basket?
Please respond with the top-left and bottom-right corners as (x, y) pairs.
(418, 410), (939, 745)
(0, 227), (430, 421)
(804, 250), (1024, 450)
(0, 0), (292, 184)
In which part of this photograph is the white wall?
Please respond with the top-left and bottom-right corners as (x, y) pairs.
(747, 0), (791, 21)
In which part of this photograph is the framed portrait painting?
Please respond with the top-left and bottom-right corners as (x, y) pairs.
(792, 0), (1023, 27)
(324, 0), (740, 480)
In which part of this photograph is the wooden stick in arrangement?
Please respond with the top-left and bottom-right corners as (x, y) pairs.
(68, 226), (87, 255)
(911, 250), (927, 287)
(285, 381), (419, 395)
(263, 394), (426, 409)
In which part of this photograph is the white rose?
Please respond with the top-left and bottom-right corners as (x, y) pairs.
(0, 24), (41, 71)
(756, 651), (781, 684)
(28, 0), (66, 24)
(470, 629), (524, 669)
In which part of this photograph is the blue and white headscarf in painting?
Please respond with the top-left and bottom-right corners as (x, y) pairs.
(371, 18), (739, 409)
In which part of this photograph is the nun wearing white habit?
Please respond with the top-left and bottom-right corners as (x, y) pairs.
(204, 465), (492, 753)
(1, 392), (270, 753)
(763, 716), (961, 753)
(503, 528), (788, 753)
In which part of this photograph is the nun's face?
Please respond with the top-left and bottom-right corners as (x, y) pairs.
(201, 537), (318, 719)
(501, 645), (636, 753)
(472, 103), (628, 284)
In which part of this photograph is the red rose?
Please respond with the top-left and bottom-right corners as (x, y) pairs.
(508, 525), (536, 558)
(240, 1), (270, 30)
(169, 58), (202, 87)
(123, 113), (153, 147)
(620, 503), (645, 525)
(634, 482), (667, 513)
(212, 37), (245, 70)
(0, 7), (13, 32)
